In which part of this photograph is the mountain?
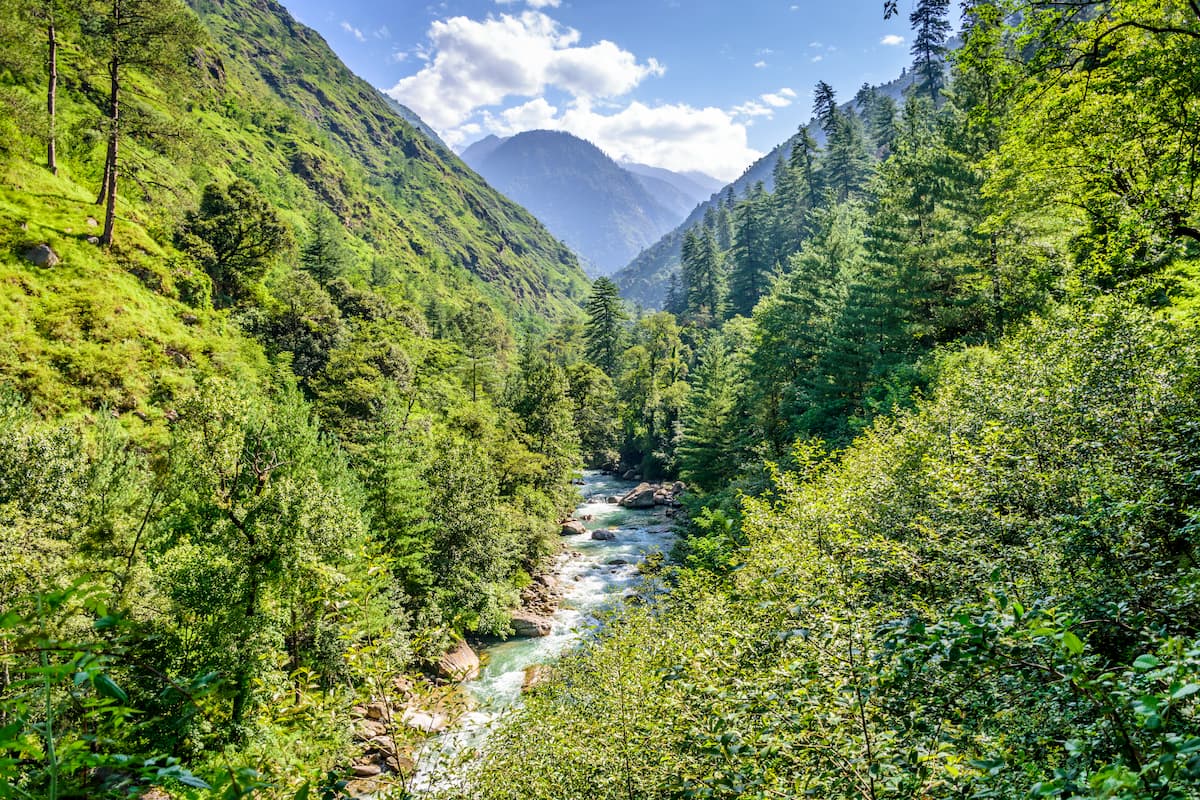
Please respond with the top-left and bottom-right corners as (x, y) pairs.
(614, 67), (919, 309)
(0, 0), (592, 417)
(189, 0), (590, 321)
(621, 161), (723, 212)
(380, 93), (451, 152)
(460, 130), (692, 277)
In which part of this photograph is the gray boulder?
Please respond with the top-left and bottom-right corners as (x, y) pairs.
(436, 640), (480, 682)
(560, 519), (587, 536)
(23, 244), (59, 267)
(620, 483), (657, 509)
(510, 611), (552, 637)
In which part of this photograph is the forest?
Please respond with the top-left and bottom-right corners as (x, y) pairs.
(2, 0), (1199, 798)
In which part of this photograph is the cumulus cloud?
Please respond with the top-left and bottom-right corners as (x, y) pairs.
(387, 12), (663, 131)
(881, 34), (905, 46)
(760, 88), (796, 107)
(472, 98), (760, 180)
(341, 21), (366, 42)
(753, 60), (767, 68)
(390, 9), (765, 179)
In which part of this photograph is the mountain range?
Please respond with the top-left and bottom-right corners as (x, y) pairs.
(461, 131), (719, 277)
(613, 65), (919, 308)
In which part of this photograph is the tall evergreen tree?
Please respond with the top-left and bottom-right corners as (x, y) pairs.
(584, 277), (628, 378)
(910, 0), (952, 105)
(728, 182), (773, 318)
(681, 228), (724, 327)
(300, 208), (354, 284)
(88, 0), (202, 245)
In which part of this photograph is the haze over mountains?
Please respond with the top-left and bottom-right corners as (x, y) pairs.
(461, 131), (720, 277)
(615, 65), (920, 308)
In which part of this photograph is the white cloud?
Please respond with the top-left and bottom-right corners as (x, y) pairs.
(340, 21), (366, 42)
(732, 100), (772, 118)
(753, 60), (767, 68)
(373, 25), (391, 40)
(760, 89), (795, 108)
(472, 98), (760, 180)
(881, 34), (905, 46)
(387, 12), (664, 131)
(811, 54), (823, 62)
(497, 0), (561, 6)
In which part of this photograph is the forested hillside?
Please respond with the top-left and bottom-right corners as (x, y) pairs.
(614, 69), (917, 310)
(5, 0), (1200, 798)
(452, 1), (1200, 798)
(0, 0), (595, 795)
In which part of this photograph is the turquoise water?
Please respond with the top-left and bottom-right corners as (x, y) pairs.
(411, 471), (675, 791)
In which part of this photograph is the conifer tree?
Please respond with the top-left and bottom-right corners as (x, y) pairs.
(677, 333), (742, 491)
(584, 277), (628, 378)
(910, 0), (952, 105)
(300, 208), (354, 284)
(728, 182), (772, 318)
(681, 228), (724, 326)
(88, 0), (202, 245)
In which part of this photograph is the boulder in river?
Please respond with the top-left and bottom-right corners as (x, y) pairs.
(606, 495), (620, 503)
(560, 519), (587, 536)
(523, 664), (554, 692)
(620, 483), (658, 509)
(401, 707), (450, 733)
(591, 528), (617, 541)
(436, 640), (480, 682)
(510, 611), (552, 637)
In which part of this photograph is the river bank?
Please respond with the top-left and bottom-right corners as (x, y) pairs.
(408, 470), (680, 792)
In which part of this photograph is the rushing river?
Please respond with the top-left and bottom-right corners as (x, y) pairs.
(411, 470), (675, 791)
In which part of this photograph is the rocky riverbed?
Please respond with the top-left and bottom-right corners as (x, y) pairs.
(406, 471), (680, 793)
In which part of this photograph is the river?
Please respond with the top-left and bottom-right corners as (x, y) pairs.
(410, 470), (676, 792)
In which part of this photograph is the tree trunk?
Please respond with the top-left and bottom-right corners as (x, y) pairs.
(100, 55), (119, 246)
(95, 153), (110, 205)
(47, 21), (57, 175)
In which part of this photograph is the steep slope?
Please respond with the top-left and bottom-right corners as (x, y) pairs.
(186, 0), (588, 322)
(0, 0), (591, 417)
(461, 130), (687, 277)
(628, 171), (698, 220)
(615, 68), (918, 309)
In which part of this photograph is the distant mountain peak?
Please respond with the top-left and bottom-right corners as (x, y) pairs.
(461, 129), (703, 277)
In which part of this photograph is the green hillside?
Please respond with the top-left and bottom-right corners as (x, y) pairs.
(0, 0), (592, 794)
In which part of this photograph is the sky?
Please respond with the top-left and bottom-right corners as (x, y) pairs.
(279, 0), (927, 181)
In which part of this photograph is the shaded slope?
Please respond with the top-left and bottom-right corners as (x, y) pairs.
(461, 130), (686, 277)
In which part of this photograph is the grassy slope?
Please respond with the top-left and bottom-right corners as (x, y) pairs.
(0, 0), (587, 422)
(190, 0), (589, 320)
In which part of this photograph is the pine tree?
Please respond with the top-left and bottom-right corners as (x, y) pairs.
(822, 109), (872, 202)
(681, 228), (724, 326)
(813, 81), (839, 134)
(910, 0), (952, 105)
(584, 277), (628, 378)
(301, 208), (354, 284)
(677, 333), (743, 491)
(89, 0), (202, 245)
(728, 182), (772, 318)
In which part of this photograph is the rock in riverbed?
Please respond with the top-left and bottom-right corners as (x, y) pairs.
(436, 640), (480, 682)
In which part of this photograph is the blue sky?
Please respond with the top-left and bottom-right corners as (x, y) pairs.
(280, 0), (926, 180)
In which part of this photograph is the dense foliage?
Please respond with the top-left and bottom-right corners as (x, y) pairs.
(4, 0), (1200, 798)
(0, 0), (597, 796)
(451, 2), (1200, 799)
